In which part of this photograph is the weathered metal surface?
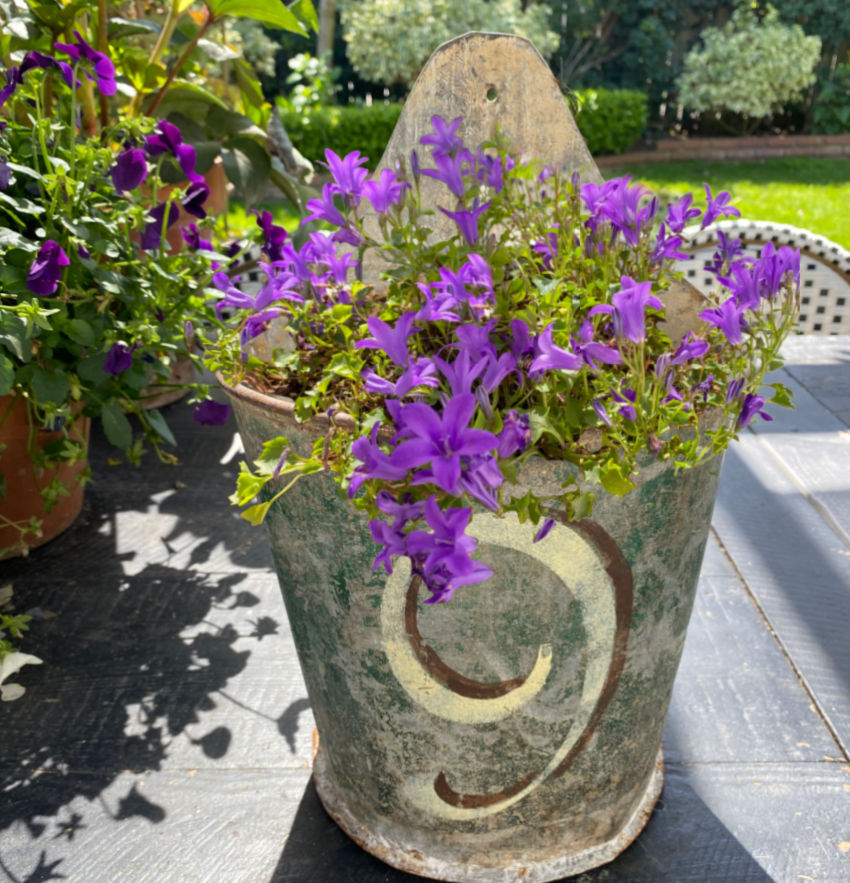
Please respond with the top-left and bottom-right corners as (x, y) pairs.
(224, 378), (724, 881)
(356, 33), (602, 284)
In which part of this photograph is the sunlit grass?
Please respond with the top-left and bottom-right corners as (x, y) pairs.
(604, 157), (850, 248)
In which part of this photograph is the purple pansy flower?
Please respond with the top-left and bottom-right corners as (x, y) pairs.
(54, 31), (116, 95)
(110, 148), (148, 192)
(104, 342), (135, 376)
(254, 210), (288, 262)
(193, 400), (231, 426)
(182, 180), (210, 219)
(26, 240), (70, 296)
(181, 223), (212, 252)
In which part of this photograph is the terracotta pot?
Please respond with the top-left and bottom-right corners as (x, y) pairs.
(223, 378), (725, 882)
(0, 396), (90, 559)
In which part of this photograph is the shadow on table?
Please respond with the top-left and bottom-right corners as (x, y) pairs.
(270, 770), (771, 883)
(0, 409), (277, 863)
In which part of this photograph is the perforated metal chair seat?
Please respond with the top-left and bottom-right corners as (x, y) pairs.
(676, 220), (850, 335)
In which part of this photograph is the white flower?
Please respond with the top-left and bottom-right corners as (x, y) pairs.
(0, 651), (43, 701)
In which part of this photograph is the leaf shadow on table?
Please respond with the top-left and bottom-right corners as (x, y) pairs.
(0, 409), (278, 881)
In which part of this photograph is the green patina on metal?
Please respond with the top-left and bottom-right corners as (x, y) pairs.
(227, 382), (724, 880)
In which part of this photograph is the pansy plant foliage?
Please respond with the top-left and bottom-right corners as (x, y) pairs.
(0, 34), (229, 555)
(210, 116), (799, 604)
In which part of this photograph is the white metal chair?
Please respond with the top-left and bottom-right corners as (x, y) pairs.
(675, 220), (850, 335)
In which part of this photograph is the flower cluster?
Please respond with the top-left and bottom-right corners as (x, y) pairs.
(213, 116), (799, 604)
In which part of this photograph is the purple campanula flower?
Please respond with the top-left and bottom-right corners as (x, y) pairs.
(476, 150), (505, 192)
(699, 297), (748, 346)
(571, 320), (623, 371)
(534, 518), (555, 543)
(193, 400), (231, 426)
(141, 201), (179, 251)
(322, 149), (368, 200)
(461, 253), (494, 309)
(726, 377), (745, 403)
(439, 199), (491, 245)
(529, 324), (583, 377)
(706, 230), (746, 275)
(110, 148), (148, 192)
(390, 394), (498, 496)
(737, 393), (773, 429)
(508, 319), (535, 361)
(717, 260), (761, 308)
(665, 193), (702, 233)
(671, 332), (710, 364)
(497, 410), (531, 458)
(701, 184), (741, 228)
(182, 180), (210, 219)
(480, 351), (517, 392)
(592, 397), (612, 426)
(433, 349), (486, 396)
(457, 452), (503, 510)
(533, 230), (560, 271)
(454, 321), (497, 361)
(369, 516), (410, 575)
(588, 276), (664, 344)
(421, 149), (473, 199)
(349, 423), (409, 497)
(650, 224), (688, 262)
(181, 223), (212, 251)
(362, 168), (410, 214)
(26, 239), (70, 296)
(304, 181), (349, 228)
(104, 342), (135, 375)
(420, 115), (463, 155)
(355, 311), (420, 367)
(254, 210), (287, 262)
(364, 357), (439, 398)
(587, 176), (656, 247)
(692, 375), (714, 403)
(613, 386), (637, 421)
(54, 31), (116, 95)
(300, 232), (357, 286)
(415, 280), (461, 323)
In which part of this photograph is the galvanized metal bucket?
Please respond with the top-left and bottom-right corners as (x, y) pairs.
(225, 379), (723, 882)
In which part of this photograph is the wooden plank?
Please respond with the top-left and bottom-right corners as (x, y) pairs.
(713, 437), (850, 754)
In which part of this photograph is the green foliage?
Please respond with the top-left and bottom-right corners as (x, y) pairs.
(336, 0), (560, 88)
(281, 52), (340, 112)
(811, 64), (850, 134)
(574, 88), (648, 155)
(279, 103), (404, 168)
(677, 4), (821, 132)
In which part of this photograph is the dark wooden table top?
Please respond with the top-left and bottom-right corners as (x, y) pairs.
(2, 335), (848, 882)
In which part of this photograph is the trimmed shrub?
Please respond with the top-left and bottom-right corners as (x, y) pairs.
(574, 88), (648, 155)
(677, 4), (821, 134)
(279, 103), (404, 168)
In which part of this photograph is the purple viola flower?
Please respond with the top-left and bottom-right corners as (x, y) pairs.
(439, 198), (491, 245)
(420, 115), (463, 155)
(0, 160), (10, 190)
(193, 400), (231, 426)
(0, 66), (23, 108)
(665, 193), (702, 233)
(355, 312), (420, 367)
(110, 148), (148, 192)
(54, 31), (116, 96)
(421, 149), (473, 199)
(175, 143), (202, 184)
(497, 410), (531, 458)
(182, 180), (210, 219)
(254, 210), (288, 262)
(144, 119), (183, 157)
(26, 239), (70, 296)
(362, 168), (410, 214)
(529, 324), (583, 377)
(78, 244), (91, 260)
(534, 518), (555, 543)
(140, 201), (179, 251)
(181, 223), (212, 252)
(390, 394), (499, 496)
(322, 149), (369, 200)
(104, 342), (135, 376)
(737, 393), (773, 429)
(588, 276), (664, 344)
(699, 296), (748, 346)
(701, 184), (741, 228)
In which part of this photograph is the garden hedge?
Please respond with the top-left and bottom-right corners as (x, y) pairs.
(279, 86), (647, 168)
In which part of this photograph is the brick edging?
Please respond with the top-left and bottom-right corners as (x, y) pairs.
(596, 133), (850, 166)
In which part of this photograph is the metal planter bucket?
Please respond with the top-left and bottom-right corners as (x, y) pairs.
(225, 379), (723, 882)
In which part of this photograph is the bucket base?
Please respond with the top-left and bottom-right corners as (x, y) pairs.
(313, 745), (665, 883)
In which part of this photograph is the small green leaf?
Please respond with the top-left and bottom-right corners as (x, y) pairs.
(209, 0), (309, 33)
(230, 463), (270, 506)
(145, 408), (177, 447)
(65, 319), (96, 346)
(598, 461), (635, 497)
(31, 367), (70, 405)
(0, 354), (14, 396)
(768, 382), (794, 408)
(240, 500), (273, 525)
(101, 401), (134, 450)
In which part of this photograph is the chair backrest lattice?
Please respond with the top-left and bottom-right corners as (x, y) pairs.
(675, 220), (850, 335)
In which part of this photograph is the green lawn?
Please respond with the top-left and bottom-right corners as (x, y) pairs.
(604, 157), (850, 248)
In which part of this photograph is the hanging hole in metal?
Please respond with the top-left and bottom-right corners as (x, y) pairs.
(486, 86), (498, 102)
